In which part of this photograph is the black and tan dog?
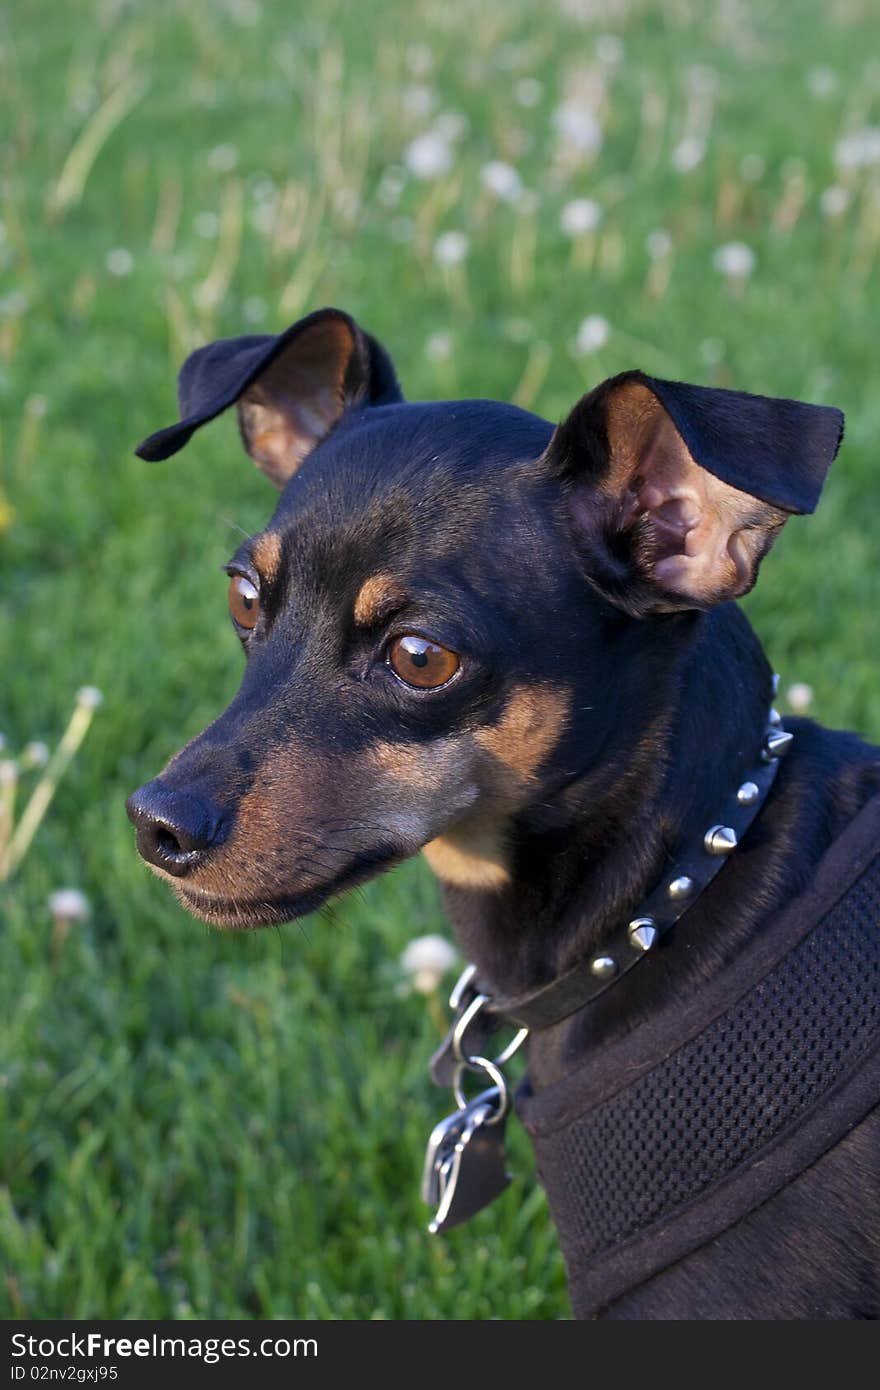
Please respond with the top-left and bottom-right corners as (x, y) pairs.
(128, 308), (880, 1319)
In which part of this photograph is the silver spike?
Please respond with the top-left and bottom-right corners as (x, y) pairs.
(763, 729), (794, 761)
(590, 955), (617, 980)
(667, 875), (694, 901)
(628, 917), (658, 952)
(737, 780), (760, 806)
(772, 672), (780, 695)
(704, 824), (738, 856)
(768, 707), (782, 726)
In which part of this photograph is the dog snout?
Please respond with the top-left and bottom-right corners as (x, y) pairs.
(126, 780), (225, 877)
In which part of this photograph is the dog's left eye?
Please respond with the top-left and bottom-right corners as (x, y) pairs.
(229, 574), (260, 630)
(388, 635), (460, 689)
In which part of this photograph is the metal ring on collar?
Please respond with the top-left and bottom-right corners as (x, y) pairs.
(492, 1024), (530, 1067)
(448, 962), (478, 1011)
(451, 991), (491, 1064)
(451, 990), (530, 1069)
(452, 1057), (510, 1122)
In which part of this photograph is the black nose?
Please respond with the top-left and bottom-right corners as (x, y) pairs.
(126, 780), (224, 877)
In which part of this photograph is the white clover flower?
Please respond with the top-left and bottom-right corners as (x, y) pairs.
(699, 338), (725, 365)
(834, 127), (880, 171)
(432, 111), (468, 141)
(377, 167), (406, 207)
(596, 35), (624, 66)
(194, 282), (220, 312)
(787, 682), (814, 713)
(481, 161), (523, 202)
(425, 331), (453, 362)
(402, 85), (435, 118)
(243, 296), (268, 324)
(810, 366), (836, 393)
(503, 317), (533, 343)
(781, 156), (807, 182)
(227, 0), (261, 26)
(105, 248), (133, 277)
(333, 187), (359, 220)
(0, 290), (28, 319)
(404, 132), (453, 179)
(687, 64), (718, 95)
(26, 394), (48, 418)
(48, 888), (90, 923)
(820, 185), (849, 217)
(554, 105), (603, 156)
(400, 934), (458, 995)
(251, 176), (276, 203)
(251, 202), (275, 235)
(72, 84), (94, 115)
(560, 197), (602, 236)
(194, 211), (220, 239)
(515, 77), (542, 107)
(406, 43), (433, 77)
(574, 314), (610, 355)
(433, 231), (469, 267)
(740, 153), (765, 183)
(713, 241), (756, 279)
(807, 67), (837, 98)
(389, 216), (414, 243)
(671, 136), (705, 173)
(76, 686), (103, 710)
(208, 144), (238, 172)
(646, 228), (672, 260)
(21, 741), (50, 769)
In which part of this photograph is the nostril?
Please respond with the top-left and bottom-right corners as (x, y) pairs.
(127, 780), (224, 877)
(155, 825), (183, 859)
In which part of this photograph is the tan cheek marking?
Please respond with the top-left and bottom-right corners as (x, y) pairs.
(353, 573), (407, 626)
(367, 738), (440, 788)
(251, 531), (282, 584)
(422, 816), (512, 891)
(474, 685), (570, 783)
(423, 686), (569, 891)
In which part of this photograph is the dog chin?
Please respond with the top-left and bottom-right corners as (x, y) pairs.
(173, 884), (329, 928)
(171, 845), (402, 929)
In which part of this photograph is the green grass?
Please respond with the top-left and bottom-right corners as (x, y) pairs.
(1, 0), (879, 1320)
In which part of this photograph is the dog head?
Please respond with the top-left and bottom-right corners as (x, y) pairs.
(127, 307), (843, 926)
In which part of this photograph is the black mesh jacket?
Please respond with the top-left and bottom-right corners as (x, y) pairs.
(518, 795), (880, 1319)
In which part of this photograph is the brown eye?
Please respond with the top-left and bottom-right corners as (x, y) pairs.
(228, 574), (260, 630)
(388, 634), (460, 689)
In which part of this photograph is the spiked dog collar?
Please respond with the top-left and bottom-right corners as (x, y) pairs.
(432, 701), (790, 1075)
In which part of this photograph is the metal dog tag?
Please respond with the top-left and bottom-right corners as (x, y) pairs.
(422, 1087), (511, 1234)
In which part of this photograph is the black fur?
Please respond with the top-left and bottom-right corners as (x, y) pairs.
(127, 309), (879, 1319)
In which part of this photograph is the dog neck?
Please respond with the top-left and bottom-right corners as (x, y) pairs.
(434, 604), (778, 1063)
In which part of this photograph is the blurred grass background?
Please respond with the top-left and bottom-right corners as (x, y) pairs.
(1, 0), (879, 1319)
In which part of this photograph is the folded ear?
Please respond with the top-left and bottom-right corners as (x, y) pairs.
(545, 371), (844, 616)
(135, 307), (403, 487)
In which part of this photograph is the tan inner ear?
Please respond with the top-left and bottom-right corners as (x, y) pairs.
(237, 318), (357, 488)
(604, 382), (786, 605)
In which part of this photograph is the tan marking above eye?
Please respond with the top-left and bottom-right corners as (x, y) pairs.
(229, 574), (260, 629)
(251, 531), (282, 584)
(388, 635), (460, 689)
(353, 573), (408, 626)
